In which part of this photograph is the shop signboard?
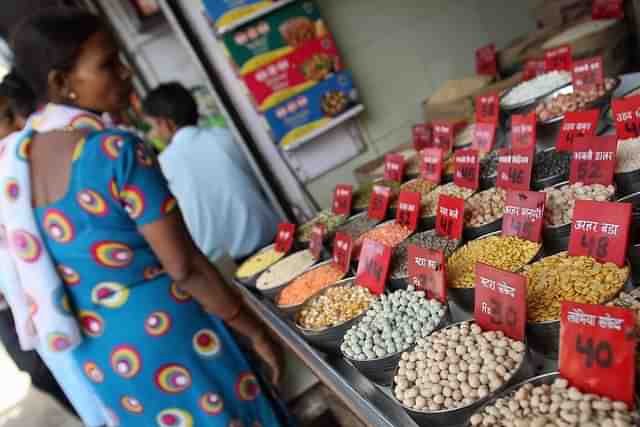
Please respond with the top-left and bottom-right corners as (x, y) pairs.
(453, 149), (480, 190)
(501, 190), (545, 243)
(421, 147), (443, 184)
(544, 45), (572, 72)
(569, 135), (617, 186)
(435, 195), (464, 241)
(556, 110), (600, 152)
(496, 147), (534, 191)
(568, 200), (632, 267)
(275, 222), (296, 253)
(332, 232), (352, 274)
(474, 262), (527, 342)
(396, 191), (421, 232)
(560, 301), (635, 407)
(332, 184), (353, 216)
(355, 239), (391, 295)
(407, 245), (446, 303)
(611, 94), (640, 140)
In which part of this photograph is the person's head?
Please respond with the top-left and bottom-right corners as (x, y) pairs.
(142, 82), (199, 144)
(11, 7), (132, 115)
(0, 71), (36, 138)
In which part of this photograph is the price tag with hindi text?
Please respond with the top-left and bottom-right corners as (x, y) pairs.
(396, 191), (421, 232)
(275, 223), (296, 253)
(569, 135), (617, 186)
(592, 0), (624, 19)
(511, 113), (536, 150)
(413, 124), (432, 152)
(476, 43), (497, 76)
(544, 45), (572, 72)
(436, 195), (464, 241)
(421, 147), (443, 184)
(472, 122), (497, 153)
(572, 57), (604, 94)
(332, 232), (352, 274)
(333, 184), (353, 216)
(432, 121), (454, 153)
(474, 263), (527, 341)
(496, 147), (534, 191)
(568, 200), (632, 267)
(556, 110), (599, 152)
(309, 224), (325, 260)
(502, 190), (545, 243)
(355, 239), (391, 295)
(407, 245), (446, 303)
(384, 153), (405, 183)
(560, 301), (636, 407)
(454, 149), (480, 190)
(475, 93), (499, 124)
(523, 59), (546, 81)
(367, 185), (391, 221)
(612, 95), (640, 140)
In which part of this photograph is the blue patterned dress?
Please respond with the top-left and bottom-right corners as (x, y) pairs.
(28, 128), (284, 427)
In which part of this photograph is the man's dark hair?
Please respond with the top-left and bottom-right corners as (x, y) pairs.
(142, 82), (199, 127)
(11, 8), (104, 101)
(0, 70), (37, 118)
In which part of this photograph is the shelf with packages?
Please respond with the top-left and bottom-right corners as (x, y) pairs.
(213, 0), (297, 36)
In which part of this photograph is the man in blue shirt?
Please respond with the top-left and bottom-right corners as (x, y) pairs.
(143, 82), (279, 261)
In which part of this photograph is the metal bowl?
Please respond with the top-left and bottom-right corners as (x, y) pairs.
(391, 320), (533, 427)
(463, 217), (503, 241)
(256, 250), (324, 301)
(500, 77), (571, 113)
(294, 279), (371, 354)
(234, 243), (284, 288)
(342, 305), (451, 386)
(616, 190), (640, 208)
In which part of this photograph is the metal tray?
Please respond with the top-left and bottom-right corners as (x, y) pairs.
(500, 77), (572, 112)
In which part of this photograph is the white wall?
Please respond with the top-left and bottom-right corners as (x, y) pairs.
(307, 1), (538, 207)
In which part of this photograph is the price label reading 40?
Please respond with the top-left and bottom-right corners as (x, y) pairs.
(413, 124), (432, 152)
(475, 43), (497, 77)
(396, 191), (421, 232)
(355, 239), (392, 295)
(502, 190), (546, 243)
(309, 224), (325, 260)
(332, 232), (353, 274)
(475, 93), (499, 124)
(472, 122), (497, 153)
(421, 147), (444, 185)
(474, 263), (527, 342)
(436, 195), (465, 241)
(511, 113), (537, 151)
(544, 45), (572, 72)
(407, 245), (446, 303)
(432, 121), (455, 154)
(367, 185), (391, 221)
(559, 301), (636, 407)
(568, 200), (632, 267)
(454, 149), (480, 190)
(496, 147), (534, 191)
(332, 184), (353, 216)
(611, 95), (640, 140)
(569, 135), (617, 186)
(384, 153), (405, 183)
(275, 223), (296, 253)
(556, 110), (600, 152)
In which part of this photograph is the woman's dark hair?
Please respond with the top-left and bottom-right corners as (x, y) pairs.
(0, 70), (37, 118)
(10, 8), (104, 101)
(143, 82), (199, 128)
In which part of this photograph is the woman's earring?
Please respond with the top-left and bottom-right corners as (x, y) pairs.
(68, 92), (77, 101)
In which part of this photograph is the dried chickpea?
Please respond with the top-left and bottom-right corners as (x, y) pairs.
(465, 187), (506, 228)
(296, 282), (374, 330)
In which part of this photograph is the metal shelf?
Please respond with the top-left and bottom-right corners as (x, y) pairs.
(215, 0), (298, 36)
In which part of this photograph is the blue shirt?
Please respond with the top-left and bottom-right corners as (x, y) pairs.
(159, 126), (279, 260)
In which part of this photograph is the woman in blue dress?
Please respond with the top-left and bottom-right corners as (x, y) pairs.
(1, 8), (287, 427)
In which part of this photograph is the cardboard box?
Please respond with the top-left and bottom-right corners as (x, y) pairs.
(531, 0), (592, 27)
(222, 1), (327, 75)
(203, 0), (280, 32)
(264, 70), (359, 148)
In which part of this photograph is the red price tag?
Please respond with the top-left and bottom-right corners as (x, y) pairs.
(556, 110), (600, 152)
(592, 0), (624, 19)
(496, 147), (534, 191)
(355, 239), (391, 295)
(544, 45), (572, 72)
(332, 184), (353, 216)
(474, 263), (527, 342)
(475, 43), (497, 76)
(511, 113), (537, 150)
(275, 223), (295, 253)
(572, 56), (604, 94)
(560, 301), (636, 407)
(396, 191), (421, 232)
(407, 245), (446, 303)
(501, 190), (546, 243)
(570, 135), (617, 186)
(472, 122), (497, 153)
(413, 124), (432, 152)
(367, 185), (391, 221)
(421, 147), (443, 185)
(475, 93), (499, 124)
(432, 121), (454, 153)
(612, 95), (640, 140)
(522, 59), (546, 81)
(435, 195), (464, 241)
(332, 232), (353, 274)
(384, 153), (405, 183)
(568, 200), (632, 267)
(453, 149), (480, 190)
(309, 224), (325, 260)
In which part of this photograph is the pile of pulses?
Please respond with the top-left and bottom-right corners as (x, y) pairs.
(524, 252), (629, 323)
(501, 71), (571, 107)
(616, 137), (640, 173)
(296, 210), (347, 242)
(447, 235), (541, 289)
(543, 183), (614, 226)
(390, 230), (460, 279)
(257, 249), (316, 291)
(341, 287), (445, 360)
(465, 187), (506, 227)
(394, 322), (525, 412)
(296, 283), (374, 330)
(470, 377), (638, 427)
(532, 150), (570, 183)
(353, 180), (401, 209)
(335, 214), (380, 241)
(422, 183), (475, 217)
(535, 78), (617, 122)
(354, 222), (413, 252)
(277, 263), (345, 307)
(399, 178), (437, 196)
(235, 245), (285, 279)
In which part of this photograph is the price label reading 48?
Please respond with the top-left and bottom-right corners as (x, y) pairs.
(474, 263), (527, 341)
(355, 239), (391, 295)
(559, 302), (636, 407)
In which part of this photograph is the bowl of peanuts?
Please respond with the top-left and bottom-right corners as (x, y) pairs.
(294, 279), (376, 354)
